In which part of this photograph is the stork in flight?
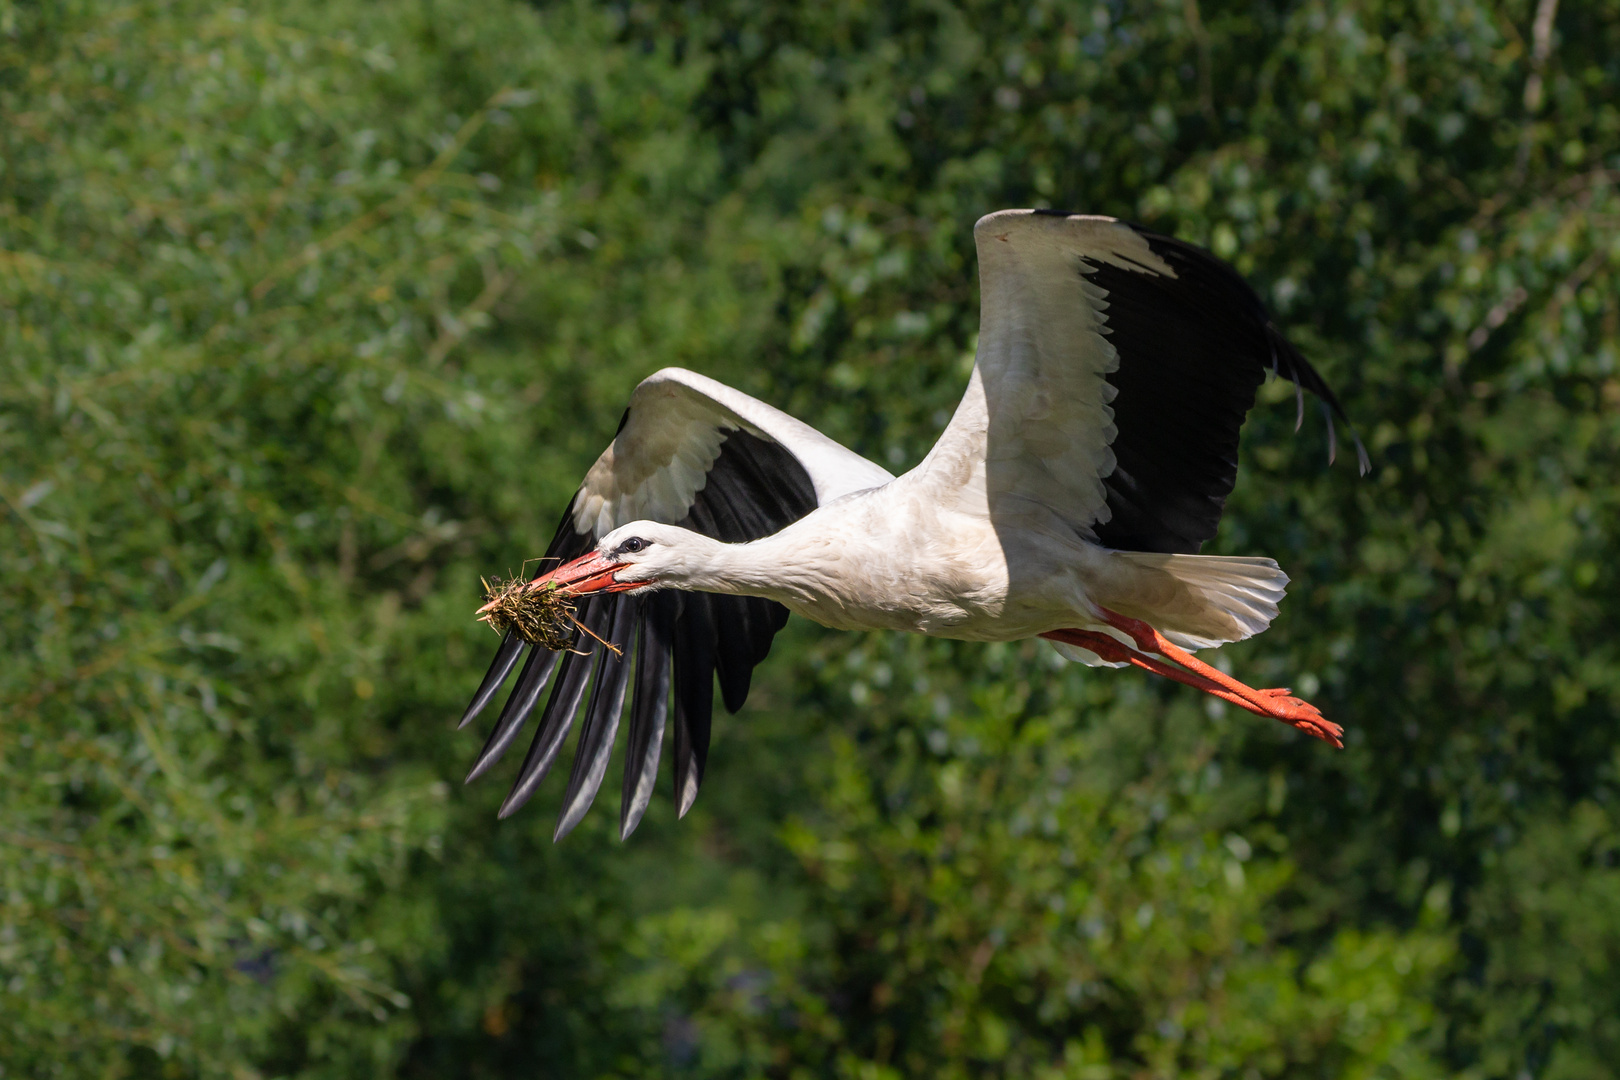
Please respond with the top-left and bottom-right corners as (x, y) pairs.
(458, 210), (1367, 840)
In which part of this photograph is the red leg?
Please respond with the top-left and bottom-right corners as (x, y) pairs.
(1041, 618), (1343, 748)
(1095, 608), (1342, 745)
(1040, 629), (1276, 718)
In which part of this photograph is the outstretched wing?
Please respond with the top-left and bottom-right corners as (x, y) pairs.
(457, 368), (893, 840)
(927, 209), (1365, 554)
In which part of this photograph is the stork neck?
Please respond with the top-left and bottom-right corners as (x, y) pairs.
(667, 527), (820, 602)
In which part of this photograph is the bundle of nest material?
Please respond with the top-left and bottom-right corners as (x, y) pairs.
(476, 575), (579, 652)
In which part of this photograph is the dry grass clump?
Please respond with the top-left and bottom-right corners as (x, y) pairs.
(477, 576), (579, 651)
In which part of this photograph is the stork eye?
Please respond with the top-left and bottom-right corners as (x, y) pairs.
(619, 537), (647, 554)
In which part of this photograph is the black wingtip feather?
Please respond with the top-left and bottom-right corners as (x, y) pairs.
(671, 593), (716, 819)
(712, 595), (771, 713)
(1087, 224), (1365, 554)
(620, 593), (674, 840)
(553, 600), (638, 841)
(457, 630), (526, 730)
(464, 644), (561, 784)
(496, 600), (609, 819)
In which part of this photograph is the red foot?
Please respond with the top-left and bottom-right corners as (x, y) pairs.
(1040, 617), (1343, 748)
(1245, 689), (1341, 744)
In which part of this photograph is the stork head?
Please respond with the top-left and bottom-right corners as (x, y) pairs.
(531, 521), (723, 596)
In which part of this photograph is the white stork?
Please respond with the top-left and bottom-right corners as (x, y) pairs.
(458, 210), (1367, 840)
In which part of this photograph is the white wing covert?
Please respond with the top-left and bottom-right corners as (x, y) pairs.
(572, 368), (893, 536)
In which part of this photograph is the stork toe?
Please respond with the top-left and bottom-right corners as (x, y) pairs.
(1256, 692), (1342, 745)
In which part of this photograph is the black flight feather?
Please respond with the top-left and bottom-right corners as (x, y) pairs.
(671, 590), (717, 819)
(457, 629), (526, 730)
(554, 598), (639, 840)
(496, 597), (611, 819)
(464, 643), (561, 784)
(1088, 224), (1365, 555)
(620, 592), (674, 839)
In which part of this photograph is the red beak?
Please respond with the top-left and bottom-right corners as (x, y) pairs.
(530, 551), (640, 596)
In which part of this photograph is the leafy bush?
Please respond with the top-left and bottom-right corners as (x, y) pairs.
(2, 0), (1617, 1076)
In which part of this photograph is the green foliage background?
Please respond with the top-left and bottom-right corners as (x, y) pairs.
(2, 0), (1617, 1075)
